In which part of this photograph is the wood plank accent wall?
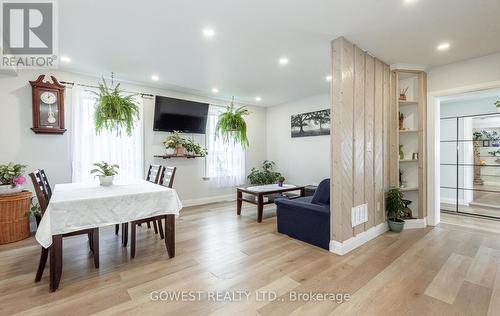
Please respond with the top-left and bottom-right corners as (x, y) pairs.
(330, 37), (392, 242)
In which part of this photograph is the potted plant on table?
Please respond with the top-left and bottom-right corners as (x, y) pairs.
(277, 176), (285, 187)
(247, 160), (283, 185)
(216, 97), (250, 148)
(0, 163), (27, 195)
(90, 161), (119, 186)
(386, 187), (405, 232)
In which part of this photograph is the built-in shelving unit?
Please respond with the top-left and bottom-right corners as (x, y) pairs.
(393, 69), (427, 220)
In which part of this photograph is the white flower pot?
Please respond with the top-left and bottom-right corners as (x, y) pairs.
(166, 148), (175, 155)
(98, 175), (114, 186)
(497, 107), (500, 113)
(0, 184), (23, 195)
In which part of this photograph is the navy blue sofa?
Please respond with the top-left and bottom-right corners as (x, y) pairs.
(275, 179), (330, 250)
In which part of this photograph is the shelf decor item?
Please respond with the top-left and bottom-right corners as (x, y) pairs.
(183, 138), (208, 157)
(0, 163), (27, 195)
(90, 161), (119, 186)
(399, 145), (404, 160)
(386, 187), (405, 232)
(399, 87), (409, 101)
(399, 112), (405, 130)
(163, 131), (185, 156)
(30, 75), (67, 134)
(92, 74), (140, 137)
(216, 97), (250, 148)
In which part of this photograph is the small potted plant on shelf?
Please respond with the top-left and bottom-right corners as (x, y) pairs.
(163, 131), (186, 156)
(216, 96), (250, 148)
(29, 197), (42, 227)
(184, 138), (208, 157)
(386, 187), (405, 232)
(277, 176), (285, 187)
(0, 163), (27, 195)
(90, 161), (119, 186)
(399, 87), (409, 101)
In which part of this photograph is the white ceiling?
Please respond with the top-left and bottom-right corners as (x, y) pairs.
(59, 0), (500, 106)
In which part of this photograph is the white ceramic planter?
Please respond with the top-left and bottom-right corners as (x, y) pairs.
(98, 176), (114, 186)
(0, 184), (23, 195)
(165, 148), (175, 155)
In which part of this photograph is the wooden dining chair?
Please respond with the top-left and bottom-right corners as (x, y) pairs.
(128, 166), (177, 258)
(117, 164), (164, 246)
(30, 169), (99, 283)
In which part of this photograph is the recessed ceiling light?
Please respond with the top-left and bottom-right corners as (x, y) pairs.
(202, 27), (215, 38)
(255, 96), (262, 102)
(403, 0), (418, 5)
(151, 74), (160, 81)
(279, 57), (289, 66)
(60, 56), (71, 63)
(326, 75), (332, 82)
(437, 42), (450, 51)
(211, 88), (219, 93)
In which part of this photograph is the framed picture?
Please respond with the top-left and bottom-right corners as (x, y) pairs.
(291, 109), (330, 138)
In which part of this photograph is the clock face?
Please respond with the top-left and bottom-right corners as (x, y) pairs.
(40, 91), (57, 105)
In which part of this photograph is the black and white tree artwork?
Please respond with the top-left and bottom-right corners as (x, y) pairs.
(291, 109), (330, 137)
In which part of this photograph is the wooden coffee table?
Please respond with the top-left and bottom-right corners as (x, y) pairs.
(236, 184), (305, 222)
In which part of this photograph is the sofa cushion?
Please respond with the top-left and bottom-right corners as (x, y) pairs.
(311, 178), (330, 205)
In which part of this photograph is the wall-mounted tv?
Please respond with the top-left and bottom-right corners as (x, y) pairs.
(153, 96), (209, 134)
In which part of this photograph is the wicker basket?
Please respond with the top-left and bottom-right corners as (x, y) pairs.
(0, 190), (32, 244)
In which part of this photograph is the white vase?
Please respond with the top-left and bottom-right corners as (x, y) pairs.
(99, 176), (114, 186)
(0, 184), (23, 195)
(166, 148), (175, 155)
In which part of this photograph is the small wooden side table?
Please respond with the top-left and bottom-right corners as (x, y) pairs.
(0, 190), (32, 244)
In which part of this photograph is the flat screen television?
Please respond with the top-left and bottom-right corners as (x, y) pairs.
(153, 96), (209, 134)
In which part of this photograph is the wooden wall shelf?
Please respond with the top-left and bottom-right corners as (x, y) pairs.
(154, 154), (205, 159)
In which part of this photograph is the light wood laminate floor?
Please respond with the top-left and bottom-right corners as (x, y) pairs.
(0, 203), (499, 315)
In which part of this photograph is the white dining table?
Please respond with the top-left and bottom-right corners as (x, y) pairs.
(35, 179), (183, 291)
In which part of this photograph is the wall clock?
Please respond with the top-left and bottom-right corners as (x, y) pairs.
(30, 75), (66, 134)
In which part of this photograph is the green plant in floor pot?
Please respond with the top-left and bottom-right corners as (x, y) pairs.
(386, 186), (405, 232)
(90, 161), (119, 186)
(216, 97), (250, 148)
(92, 77), (140, 137)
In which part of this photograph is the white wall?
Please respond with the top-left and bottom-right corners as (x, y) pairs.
(0, 70), (267, 204)
(428, 52), (500, 93)
(266, 94), (330, 186)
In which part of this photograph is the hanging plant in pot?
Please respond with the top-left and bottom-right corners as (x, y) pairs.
(386, 186), (405, 232)
(92, 75), (140, 137)
(216, 97), (250, 148)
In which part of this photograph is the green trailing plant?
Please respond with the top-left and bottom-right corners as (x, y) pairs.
(0, 163), (27, 187)
(216, 97), (250, 148)
(184, 138), (208, 157)
(92, 78), (140, 137)
(90, 161), (119, 177)
(473, 131), (483, 141)
(247, 160), (282, 185)
(386, 187), (405, 221)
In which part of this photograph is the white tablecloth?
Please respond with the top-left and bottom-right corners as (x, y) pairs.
(35, 180), (183, 248)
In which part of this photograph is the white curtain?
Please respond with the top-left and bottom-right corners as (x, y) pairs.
(206, 105), (245, 187)
(71, 85), (144, 183)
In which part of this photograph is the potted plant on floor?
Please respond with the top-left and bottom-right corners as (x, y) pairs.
(90, 161), (119, 186)
(92, 77), (140, 137)
(0, 163), (27, 195)
(386, 186), (405, 232)
(216, 97), (250, 148)
(29, 198), (42, 227)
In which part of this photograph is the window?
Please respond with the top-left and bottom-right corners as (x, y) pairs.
(71, 86), (144, 183)
(206, 105), (245, 187)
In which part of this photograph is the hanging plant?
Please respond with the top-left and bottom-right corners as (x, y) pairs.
(216, 97), (250, 148)
(92, 75), (140, 137)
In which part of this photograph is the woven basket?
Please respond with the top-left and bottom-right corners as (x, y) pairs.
(0, 190), (32, 244)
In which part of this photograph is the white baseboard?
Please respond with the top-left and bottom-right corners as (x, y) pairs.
(329, 222), (388, 256)
(181, 194), (235, 207)
(404, 218), (427, 229)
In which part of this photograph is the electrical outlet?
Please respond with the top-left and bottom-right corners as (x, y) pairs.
(352, 204), (368, 227)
